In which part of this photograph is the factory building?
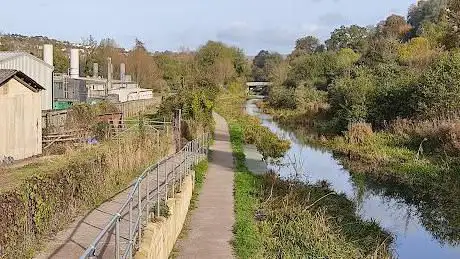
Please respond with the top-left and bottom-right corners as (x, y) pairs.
(0, 45), (54, 110)
(53, 51), (153, 108)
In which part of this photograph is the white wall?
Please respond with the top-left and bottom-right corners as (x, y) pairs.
(0, 54), (54, 110)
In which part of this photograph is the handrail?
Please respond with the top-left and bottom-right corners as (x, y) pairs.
(80, 133), (210, 259)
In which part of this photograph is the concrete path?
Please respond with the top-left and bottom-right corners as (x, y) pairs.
(176, 113), (235, 259)
(35, 150), (195, 259)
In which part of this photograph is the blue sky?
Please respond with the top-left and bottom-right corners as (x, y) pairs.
(0, 0), (416, 55)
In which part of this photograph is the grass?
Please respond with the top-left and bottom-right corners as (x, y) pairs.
(229, 121), (392, 259)
(0, 130), (171, 258)
(219, 91), (392, 259)
(230, 123), (264, 259)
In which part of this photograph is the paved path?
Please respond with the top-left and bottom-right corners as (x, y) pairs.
(35, 148), (199, 259)
(176, 113), (235, 259)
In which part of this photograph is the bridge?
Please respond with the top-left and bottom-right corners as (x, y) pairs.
(246, 81), (272, 95)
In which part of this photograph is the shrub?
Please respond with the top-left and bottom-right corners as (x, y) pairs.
(389, 118), (460, 155)
(0, 131), (171, 258)
(346, 122), (374, 145)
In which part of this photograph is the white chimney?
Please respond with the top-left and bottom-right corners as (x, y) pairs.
(43, 44), (53, 67)
(93, 63), (99, 78)
(120, 63), (126, 82)
(70, 49), (80, 78)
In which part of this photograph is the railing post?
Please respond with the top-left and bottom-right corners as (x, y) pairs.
(129, 198), (133, 259)
(146, 171), (150, 224)
(156, 165), (160, 217)
(137, 182), (142, 246)
(115, 215), (120, 259)
(165, 161), (168, 201)
(172, 160), (176, 198)
(179, 150), (183, 188)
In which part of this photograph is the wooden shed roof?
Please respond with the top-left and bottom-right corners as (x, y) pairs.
(0, 69), (45, 92)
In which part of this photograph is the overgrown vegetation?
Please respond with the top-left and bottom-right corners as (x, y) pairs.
(259, 0), (460, 192)
(214, 85), (391, 258)
(0, 128), (171, 258)
(228, 120), (391, 259)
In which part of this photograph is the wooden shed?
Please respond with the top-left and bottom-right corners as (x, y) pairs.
(0, 69), (44, 161)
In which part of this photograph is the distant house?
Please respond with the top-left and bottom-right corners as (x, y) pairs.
(0, 51), (54, 110)
(0, 69), (44, 161)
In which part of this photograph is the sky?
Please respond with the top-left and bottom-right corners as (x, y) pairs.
(0, 0), (416, 55)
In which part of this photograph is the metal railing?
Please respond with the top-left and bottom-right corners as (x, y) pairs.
(80, 133), (210, 259)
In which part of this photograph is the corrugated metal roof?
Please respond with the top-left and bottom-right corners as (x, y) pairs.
(0, 69), (45, 91)
(0, 51), (53, 69)
(0, 69), (17, 83)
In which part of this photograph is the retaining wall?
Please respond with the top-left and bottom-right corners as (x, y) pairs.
(135, 170), (195, 259)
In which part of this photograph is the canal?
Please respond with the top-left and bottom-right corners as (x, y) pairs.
(245, 99), (460, 259)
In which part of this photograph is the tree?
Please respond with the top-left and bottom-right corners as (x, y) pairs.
(329, 67), (377, 128)
(252, 50), (283, 82)
(398, 37), (437, 68)
(377, 15), (412, 39)
(291, 36), (321, 58)
(127, 39), (163, 91)
(413, 51), (460, 118)
(53, 47), (69, 74)
(408, 0), (445, 33)
(325, 25), (370, 53)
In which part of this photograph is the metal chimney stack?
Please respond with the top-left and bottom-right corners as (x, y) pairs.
(120, 63), (126, 82)
(70, 49), (80, 78)
(106, 57), (113, 96)
(43, 44), (53, 67)
(93, 63), (99, 78)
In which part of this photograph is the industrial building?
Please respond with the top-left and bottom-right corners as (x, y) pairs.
(53, 51), (153, 108)
(0, 69), (44, 160)
(0, 45), (54, 110)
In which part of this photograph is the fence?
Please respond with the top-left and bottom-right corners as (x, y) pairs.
(114, 97), (162, 118)
(80, 132), (210, 259)
(41, 97), (163, 132)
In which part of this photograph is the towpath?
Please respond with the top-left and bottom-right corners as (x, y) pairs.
(175, 113), (235, 258)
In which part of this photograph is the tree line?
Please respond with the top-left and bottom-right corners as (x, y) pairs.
(256, 0), (460, 131)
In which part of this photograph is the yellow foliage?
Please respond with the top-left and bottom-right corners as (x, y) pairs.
(398, 37), (436, 66)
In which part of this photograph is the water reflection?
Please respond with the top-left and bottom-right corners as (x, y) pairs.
(245, 99), (460, 259)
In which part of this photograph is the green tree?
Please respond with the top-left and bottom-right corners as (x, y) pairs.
(329, 67), (377, 128)
(53, 47), (69, 74)
(325, 25), (370, 53)
(414, 51), (460, 118)
(252, 50), (283, 82)
(408, 0), (445, 33)
(291, 36), (321, 57)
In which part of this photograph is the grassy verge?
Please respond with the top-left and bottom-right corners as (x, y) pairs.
(230, 123), (264, 259)
(216, 88), (393, 258)
(228, 120), (391, 259)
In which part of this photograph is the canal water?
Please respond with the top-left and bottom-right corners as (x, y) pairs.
(245, 99), (460, 259)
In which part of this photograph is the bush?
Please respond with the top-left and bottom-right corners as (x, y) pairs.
(390, 118), (460, 155)
(267, 85), (297, 110)
(346, 122), (373, 145)
(0, 131), (170, 258)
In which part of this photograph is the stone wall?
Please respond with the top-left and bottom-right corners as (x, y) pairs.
(135, 171), (195, 259)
